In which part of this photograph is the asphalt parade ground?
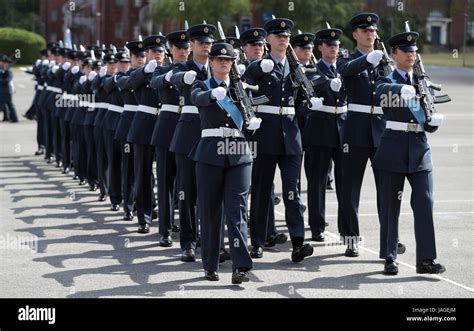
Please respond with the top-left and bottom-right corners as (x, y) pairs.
(0, 66), (473, 298)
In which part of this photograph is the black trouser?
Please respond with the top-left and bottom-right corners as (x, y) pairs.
(60, 118), (71, 169)
(0, 94), (18, 122)
(104, 129), (122, 205)
(121, 141), (134, 215)
(71, 123), (87, 180)
(51, 112), (62, 165)
(133, 144), (154, 226)
(156, 146), (176, 238)
(93, 125), (108, 196)
(43, 94), (54, 159)
(84, 125), (98, 187)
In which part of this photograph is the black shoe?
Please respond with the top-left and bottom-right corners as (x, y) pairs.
(205, 270), (219, 281)
(89, 184), (98, 191)
(152, 209), (158, 220)
(62, 167), (70, 174)
(98, 194), (106, 202)
(47, 157), (54, 164)
(172, 224), (180, 232)
(384, 260), (399, 275)
(219, 249), (231, 263)
(35, 149), (44, 156)
(181, 249), (196, 262)
(325, 221), (329, 226)
(159, 236), (172, 247)
(302, 204), (307, 213)
(311, 233), (325, 242)
(72, 175), (79, 180)
(55, 161), (62, 168)
(250, 246), (263, 259)
(264, 232), (288, 247)
(10, 119), (19, 123)
(344, 244), (359, 257)
(110, 204), (120, 211)
(416, 260), (446, 274)
(291, 243), (314, 263)
(123, 212), (133, 221)
(397, 243), (406, 255)
(137, 224), (150, 234)
(326, 181), (334, 190)
(232, 269), (250, 284)
(78, 179), (86, 185)
(273, 196), (281, 206)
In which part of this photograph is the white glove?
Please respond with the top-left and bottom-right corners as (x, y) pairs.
(52, 65), (59, 74)
(62, 62), (71, 70)
(330, 78), (342, 92)
(237, 64), (246, 75)
(183, 70), (197, 85)
(48, 60), (56, 68)
(247, 117), (262, 130)
(211, 86), (227, 101)
(308, 97), (324, 110)
(367, 50), (384, 66)
(260, 59), (274, 73)
(71, 66), (79, 74)
(88, 71), (97, 81)
(79, 75), (87, 84)
(42, 59), (50, 66)
(400, 85), (416, 100)
(144, 60), (157, 73)
(164, 70), (173, 82)
(99, 66), (107, 77)
(429, 113), (444, 127)
(35, 59), (41, 66)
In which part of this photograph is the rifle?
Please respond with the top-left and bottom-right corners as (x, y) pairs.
(217, 21), (269, 127)
(234, 25), (247, 63)
(286, 43), (318, 103)
(374, 32), (395, 76)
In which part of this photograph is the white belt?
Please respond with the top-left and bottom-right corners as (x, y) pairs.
(37, 85), (44, 91)
(202, 127), (245, 138)
(181, 106), (198, 114)
(94, 102), (109, 109)
(318, 105), (348, 114)
(108, 104), (124, 113)
(160, 104), (181, 114)
(46, 86), (62, 93)
(124, 104), (138, 112)
(348, 103), (383, 115)
(256, 105), (295, 115)
(137, 104), (158, 115)
(386, 121), (424, 132)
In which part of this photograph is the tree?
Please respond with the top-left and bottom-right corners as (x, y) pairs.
(0, 0), (41, 33)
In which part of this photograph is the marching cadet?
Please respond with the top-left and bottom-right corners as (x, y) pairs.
(245, 18), (321, 262)
(115, 40), (146, 221)
(374, 31), (445, 275)
(337, 13), (406, 257)
(41, 43), (58, 164)
(103, 50), (125, 212)
(240, 27), (287, 249)
(127, 34), (166, 234)
(169, 23), (215, 251)
(0, 55), (18, 123)
(83, 50), (102, 192)
(149, 30), (192, 256)
(303, 27), (346, 242)
(32, 49), (49, 155)
(191, 42), (259, 283)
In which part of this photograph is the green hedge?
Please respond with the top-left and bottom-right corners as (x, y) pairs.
(0, 27), (46, 65)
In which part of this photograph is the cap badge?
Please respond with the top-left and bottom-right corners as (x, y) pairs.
(407, 34), (413, 41)
(253, 31), (259, 36)
(281, 22), (286, 28)
(367, 16), (372, 22)
(204, 27), (209, 33)
(221, 48), (227, 54)
(181, 34), (186, 40)
(330, 31), (336, 37)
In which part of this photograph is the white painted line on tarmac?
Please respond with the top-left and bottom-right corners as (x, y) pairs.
(274, 209), (474, 293)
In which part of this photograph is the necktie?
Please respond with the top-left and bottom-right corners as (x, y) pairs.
(277, 62), (284, 71)
(219, 82), (227, 88)
(329, 65), (337, 76)
(201, 66), (207, 78)
(405, 73), (412, 85)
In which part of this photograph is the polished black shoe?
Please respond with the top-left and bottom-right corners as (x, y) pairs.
(416, 260), (446, 274)
(204, 270), (219, 281)
(325, 221), (329, 226)
(159, 236), (172, 247)
(344, 244), (359, 257)
(181, 248), (196, 262)
(137, 224), (150, 234)
(78, 179), (86, 185)
(151, 208), (158, 220)
(46, 157), (54, 164)
(264, 232), (288, 247)
(384, 260), (399, 275)
(35, 148), (45, 156)
(250, 246), (263, 259)
(273, 195), (281, 206)
(311, 233), (325, 242)
(98, 194), (106, 202)
(326, 181), (334, 190)
(110, 204), (120, 211)
(291, 243), (314, 262)
(397, 242), (406, 255)
(55, 161), (62, 168)
(219, 249), (231, 263)
(231, 269), (250, 284)
(172, 224), (180, 232)
(123, 212), (133, 221)
(72, 175), (79, 180)
(62, 167), (70, 174)
(89, 184), (98, 191)
(302, 203), (307, 213)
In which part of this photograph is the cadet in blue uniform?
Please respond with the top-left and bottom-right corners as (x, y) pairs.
(374, 31), (446, 275)
(32, 49), (49, 154)
(337, 13), (387, 257)
(191, 42), (258, 283)
(169, 24), (215, 251)
(0, 55), (18, 123)
(150, 31), (192, 257)
(127, 35), (165, 234)
(303, 27), (347, 242)
(115, 40), (146, 220)
(245, 18), (320, 262)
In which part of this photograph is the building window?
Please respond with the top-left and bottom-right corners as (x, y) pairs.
(51, 9), (57, 22)
(115, 22), (124, 39)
